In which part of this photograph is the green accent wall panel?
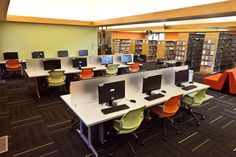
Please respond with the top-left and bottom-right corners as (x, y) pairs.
(0, 22), (97, 60)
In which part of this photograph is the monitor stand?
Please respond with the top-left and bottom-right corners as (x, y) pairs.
(105, 64), (108, 67)
(106, 100), (117, 106)
(176, 83), (185, 87)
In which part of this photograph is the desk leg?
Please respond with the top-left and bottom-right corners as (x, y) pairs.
(98, 123), (104, 144)
(77, 121), (98, 157)
(33, 78), (40, 98)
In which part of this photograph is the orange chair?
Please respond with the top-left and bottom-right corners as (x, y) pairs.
(79, 68), (94, 80)
(202, 68), (236, 91)
(6, 59), (21, 77)
(129, 63), (140, 73)
(229, 70), (236, 94)
(150, 94), (182, 140)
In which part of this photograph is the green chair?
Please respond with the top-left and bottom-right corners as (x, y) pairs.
(47, 70), (67, 95)
(181, 88), (207, 126)
(106, 64), (118, 76)
(109, 105), (146, 156)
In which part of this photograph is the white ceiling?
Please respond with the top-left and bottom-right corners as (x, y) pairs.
(7, 0), (227, 21)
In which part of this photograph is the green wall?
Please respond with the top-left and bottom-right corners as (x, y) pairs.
(0, 22), (97, 60)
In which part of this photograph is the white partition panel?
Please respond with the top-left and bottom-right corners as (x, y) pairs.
(70, 66), (188, 106)
(90, 56), (101, 66)
(60, 57), (73, 68)
(26, 59), (43, 70)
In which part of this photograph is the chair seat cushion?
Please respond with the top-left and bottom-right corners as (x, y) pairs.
(48, 82), (65, 87)
(113, 121), (139, 134)
(150, 106), (175, 118)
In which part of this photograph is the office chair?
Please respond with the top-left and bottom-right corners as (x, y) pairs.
(129, 63), (139, 73)
(6, 59), (21, 77)
(106, 64), (118, 76)
(150, 94), (182, 140)
(79, 68), (94, 80)
(181, 88), (207, 126)
(47, 70), (67, 96)
(109, 105), (146, 156)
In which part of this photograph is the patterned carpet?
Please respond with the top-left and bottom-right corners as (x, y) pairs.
(0, 78), (236, 157)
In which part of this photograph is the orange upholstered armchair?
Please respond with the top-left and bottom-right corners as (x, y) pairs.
(228, 69), (236, 94)
(79, 68), (94, 80)
(129, 63), (140, 73)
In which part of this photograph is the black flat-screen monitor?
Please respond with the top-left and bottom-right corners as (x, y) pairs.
(142, 75), (162, 95)
(72, 58), (87, 68)
(43, 59), (61, 70)
(98, 80), (125, 106)
(58, 50), (69, 57)
(3, 52), (18, 60)
(79, 50), (88, 56)
(175, 69), (189, 86)
(32, 51), (45, 59)
(121, 55), (132, 63)
(101, 55), (113, 65)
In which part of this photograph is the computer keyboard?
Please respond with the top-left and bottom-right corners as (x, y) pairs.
(182, 85), (197, 91)
(101, 104), (129, 114)
(144, 93), (165, 101)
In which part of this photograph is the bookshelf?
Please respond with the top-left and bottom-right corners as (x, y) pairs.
(148, 40), (158, 61)
(175, 40), (186, 61)
(135, 40), (143, 54)
(165, 41), (176, 60)
(120, 39), (131, 54)
(213, 32), (236, 73)
(186, 33), (205, 71)
(113, 39), (121, 54)
(201, 39), (216, 67)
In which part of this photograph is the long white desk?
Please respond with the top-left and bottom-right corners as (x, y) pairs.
(60, 67), (210, 157)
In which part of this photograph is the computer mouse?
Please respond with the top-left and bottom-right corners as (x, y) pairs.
(161, 90), (166, 93)
(189, 81), (194, 84)
(130, 99), (136, 103)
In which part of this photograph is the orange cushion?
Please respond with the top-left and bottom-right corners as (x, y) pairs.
(229, 71), (236, 94)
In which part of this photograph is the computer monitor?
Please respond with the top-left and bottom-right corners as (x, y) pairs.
(32, 51), (45, 59)
(101, 55), (113, 66)
(3, 52), (18, 60)
(98, 80), (125, 106)
(175, 69), (189, 86)
(79, 50), (88, 56)
(58, 50), (68, 57)
(72, 58), (87, 69)
(121, 55), (132, 63)
(142, 75), (162, 95)
(43, 59), (61, 70)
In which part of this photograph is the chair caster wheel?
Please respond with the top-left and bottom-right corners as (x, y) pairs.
(201, 116), (205, 120)
(176, 130), (181, 135)
(162, 136), (167, 141)
(197, 122), (201, 126)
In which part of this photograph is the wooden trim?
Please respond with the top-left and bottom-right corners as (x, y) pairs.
(6, 15), (94, 26)
(0, 0), (10, 21)
(105, 22), (236, 32)
(94, 1), (236, 26)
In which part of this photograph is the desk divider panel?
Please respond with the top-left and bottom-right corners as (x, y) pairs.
(26, 59), (43, 70)
(70, 66), (188, 106)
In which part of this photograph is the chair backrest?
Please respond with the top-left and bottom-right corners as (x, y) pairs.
(80, 68), (94, 80)
(193, 88), (207, 105)
(129, 63), (139, 72)
(144, 62), (157, 70)
(48, 70), (65, 84)
(6, 59), (20, 69)
(163, 94), (182, 114)
(121, 105), (145, 130)
(106, 64), (118, 75)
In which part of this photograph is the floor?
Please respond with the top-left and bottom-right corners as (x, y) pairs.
(0, 77), (236, 157)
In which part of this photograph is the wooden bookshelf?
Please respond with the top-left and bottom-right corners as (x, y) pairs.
(175, 40), (186, 61)
(135, 40), (143, 54)
(165, 41), (176, 60)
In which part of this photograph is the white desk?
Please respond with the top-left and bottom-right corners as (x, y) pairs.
(61, 82), (210, 157)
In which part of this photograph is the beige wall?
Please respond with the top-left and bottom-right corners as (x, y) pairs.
(0, 22), (97, 60)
